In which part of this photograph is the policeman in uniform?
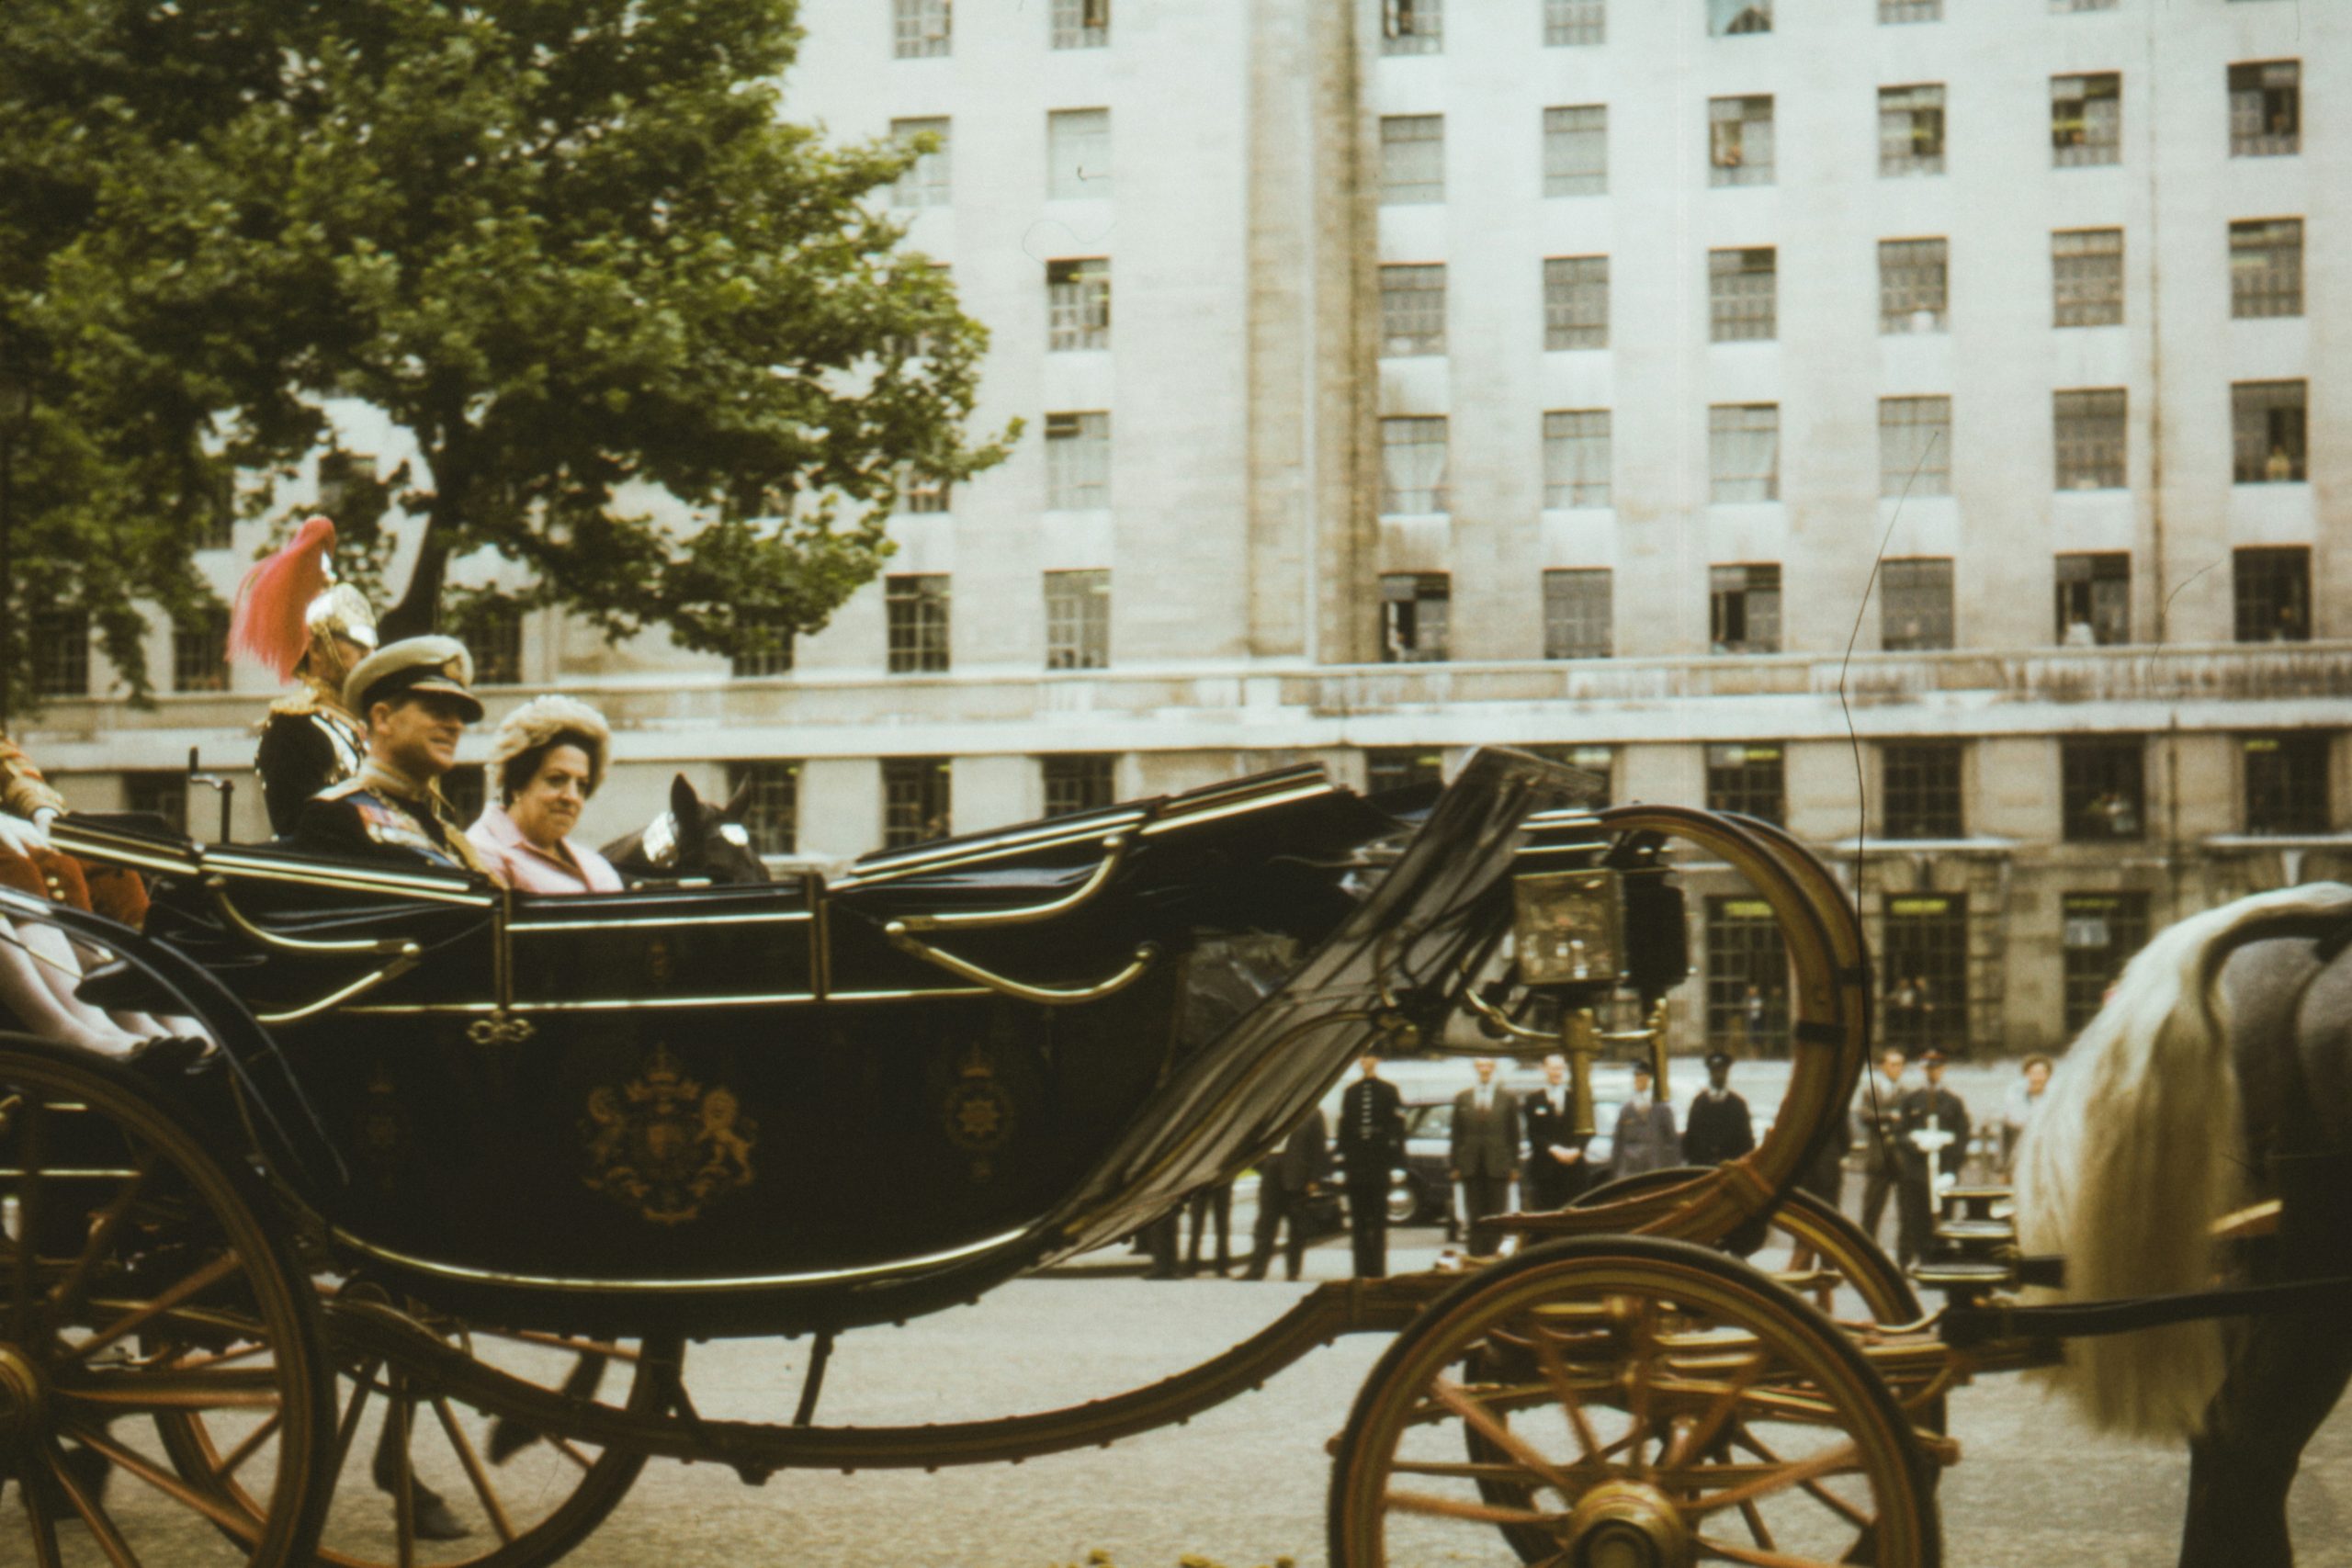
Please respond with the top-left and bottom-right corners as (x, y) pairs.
(1682, 1051), (1758, 1166)
(1336, 1054), (1406, 1277)
(289, 637), (499, 883)
(226, 516), (379, 834)
(1896, 1048), (1971, 1267)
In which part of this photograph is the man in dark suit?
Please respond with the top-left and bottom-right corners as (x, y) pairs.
(1853, 1047), (1909, 1257)
(1244, 1106), (1331, 1281)
(1896, 1047), (1971, 1267)
(1450, 1057), (1521, 1255)
(1336, 1055), (1406, 1277)
(1520, 1053), (1589, 1210)
(1682, 1051), (1758, 1166)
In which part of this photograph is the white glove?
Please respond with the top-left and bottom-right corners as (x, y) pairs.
(0, 809), (51, 857)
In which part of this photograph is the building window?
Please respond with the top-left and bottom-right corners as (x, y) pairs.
(1380, 115), (1445, 204)
(2055, 553), (2130, 646)
(1051, 0), (1109, 50)
(889, 118), (950, 209)
(1881, 895), (1967, 1053)
(731, 608), (796, 678)
(1042, 755), (1116, 818)
(1708, 248), (1776, 342)
(2233, 380), (2307, 484)
(893, 0), (951, 58)
(1045, 412), (1111, 509)
(1380, 265), (1446, 356)
(1046, 258), (1111, 351)
(1366, 747), (1445, 795)
(886, 575), (951, 673)
(2244, 734), (2330, 836)
(1543, 569), (1613, 660)
(1879, 237), (1948, 333)
(882, 758), (952, 849)
(2052, 73), (2122, 168)
(1882, 558), (1955, 652)
(1382, 0), (1442, 53)
(2233, 546), (2310, 643)
(2062, 893), (2148, 1034)
(1880, 85), (1946, 175)
(34, 610), (89, 698)
(1706, 897), (1790, 1055)
(1708, 0), (1772, 35)
(2062, 737), (2144, 841)
(2230, 218), (2303, 318)
(1379, 416), (1450, 514)
(458, 600), (524, 686)
(2053, 389), (2126, 491)
(1045, 569), (1110, 671)
(1709, 96), (1774, 186)
(2052, 229), (2123, 327)
(171, 606), (229, 693)
(2229, 61), (2299, 157)
(1046, 109), (1111, 200)
(727, 761), (799, 856)
(1544, 256), (1610, 349)
(1710, 564), (1782, 654)
(897, 464), (950, 515)
(1380, 572), (1451, 663)
(1543, 410), (1611, 508)
(193, 473), (236, 551)
(1525, 744), (1612, 808)
(1544, 0), (1605, 46)
(123, 772), (187, 835)
(1880, 0), (1940, 19)
(1543, 106), (1607, 196)
(315, 451), (376, 519)
(1884, 742), (1963, 840)
(1879, 397), (1951, 497)
(1708, 405), (1780, 503)
(1705, 743), (1785, 825)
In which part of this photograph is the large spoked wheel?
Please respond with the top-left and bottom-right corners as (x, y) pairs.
(160, 1300), (681, 1568)
(0, 1032), (334, 1566)
(1330, 1236), (1940, 1568)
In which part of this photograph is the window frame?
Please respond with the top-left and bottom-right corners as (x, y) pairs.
(1044, 568), (1111, 671)
(1543, 105), (1607, 197)
(1879, 237), (1949, 333)
(1542, 409), (1611, 509)
(1046, 257), (1111, 352)
(1379, 572), (1452, 664)
(1704, 741), (1786, 825)
(1708, 247), (1777, 343)
(1542, 568), (1613, 660)
(1709, 563), (1782, 655)
(1544, 255), (1610, 350)
(2052, 228), (2124, 328)
(2229, 217), (2303, 319)
(1708, 96), (1775, 187)
(1708, 404), (1781, 503)
(882, 757), (953, 849)
(1379, 115), (1446, 204)
(2233, 546), (2311, 643)
(1379, 263), (1447, 356)
(2052, 388), (2127, 491)
(1878, 84), (1947, 176)
(1044, 410), (1113, 510)
(1883, 741), (1964, 840)
(1878, 396), (1951, 497)
(2054, 552), (2131, 646)
(726, 760), (801, 856)
(1880, 558), (1956, 652)
(2061, 736), (2146, 843)
(2051, 73), (2123, 169)
(885, 574), (953, 674)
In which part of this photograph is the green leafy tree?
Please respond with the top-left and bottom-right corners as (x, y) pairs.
(0, 0), (1003, 717)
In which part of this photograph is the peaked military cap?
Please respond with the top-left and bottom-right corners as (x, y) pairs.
(343, 636), (485, 724)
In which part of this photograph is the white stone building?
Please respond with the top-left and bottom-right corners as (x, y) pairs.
(19, 0), (2349, 1055)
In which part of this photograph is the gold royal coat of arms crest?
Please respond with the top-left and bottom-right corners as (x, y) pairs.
(582, 1044), (758, 1225)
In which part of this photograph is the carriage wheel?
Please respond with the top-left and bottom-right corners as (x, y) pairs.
(159, 1302), (681, 1568)
(1329, 1236), (1939, 1568)
(0, 1032), (334, 1566)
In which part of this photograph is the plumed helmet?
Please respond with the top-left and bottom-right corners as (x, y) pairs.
(226, 516), (378, 682)
(488, 695), (612, 799)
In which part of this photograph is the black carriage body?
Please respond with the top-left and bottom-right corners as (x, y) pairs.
(36, 751), (1638, 1337)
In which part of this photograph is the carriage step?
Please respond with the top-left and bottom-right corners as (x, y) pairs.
(1934, 1218), (2016, 1249)
(1940, 1186), (2012, 1224)
(1910, 1259), (2012, 1294)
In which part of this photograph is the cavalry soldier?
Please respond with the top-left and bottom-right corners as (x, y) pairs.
(1336, 1054), (1406, 1277)
(289, 637), (500, 883)
(1682, 1050), (1758, 1166)
(0, 730), (63, 850)
(225, 515), (379, 835)
(1896, 1047), (1971, 1267)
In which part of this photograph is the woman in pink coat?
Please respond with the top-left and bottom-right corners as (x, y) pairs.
(466, 695), (625, 894)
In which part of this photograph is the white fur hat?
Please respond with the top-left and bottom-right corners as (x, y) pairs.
(488, 695), (612, 799)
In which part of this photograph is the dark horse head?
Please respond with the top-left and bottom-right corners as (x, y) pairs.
(600, 773), (770, 886)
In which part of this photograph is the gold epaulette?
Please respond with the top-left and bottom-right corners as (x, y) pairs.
(315, 776), (373, 803)
(267, 690), (324, 717)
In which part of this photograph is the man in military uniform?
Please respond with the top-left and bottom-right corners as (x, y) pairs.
(1521, 1052), (1589, 1210)
(1336, 1054), (1405, 1277)
(289, 637), (498, 882)
(0, 731), (63, 852)
(1682, 1051), (1758, 1166)
(1853, 1047), (1909, 1258)
(226, 516), (379, 833)
(1896, 1048), (1971, 1267)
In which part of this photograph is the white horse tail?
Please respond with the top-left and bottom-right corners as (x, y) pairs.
(2013, 881), (2352, 1439)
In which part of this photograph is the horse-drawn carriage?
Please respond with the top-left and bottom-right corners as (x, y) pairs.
(1, 746), (2339, 1567)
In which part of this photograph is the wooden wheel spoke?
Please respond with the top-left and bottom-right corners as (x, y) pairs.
(1694, 1535), (1853, 1567)
(435, 1393), (519, 1543)
(483, 1328), (640, 1362)
(18, 1459), (65, 1568)
(1683, 1437), (1865, 1517)
(327, 1358), (384, 1477)
(67, 1250), (243, 1363)
(1663, 1352), (1770, 1471)
(1389, 1456), (1562, 1483)
(55, 1366), (286, 1411)
(1528, 1324), (1605, 1463)
(390, 1379), (418, 1568)
(63, 1421), (267, 1546)
(1736, 1497), (1777, 1551)
(549, 1433), (598, 1472)
(10, 1092), (45, 1337)
(1620, 1296), (1659, 1478)
(1386, 1487), (1560, 1527)
(43, 1438), (141, 1567)
(1734, 1425), (1874, 1531)
(45, 1164), (150, 1323)
(212, 1407), (285, 1483)
(1430, 1376), (1574, 1495)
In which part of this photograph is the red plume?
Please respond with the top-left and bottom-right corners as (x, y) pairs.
(228, 516), (337, 680)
